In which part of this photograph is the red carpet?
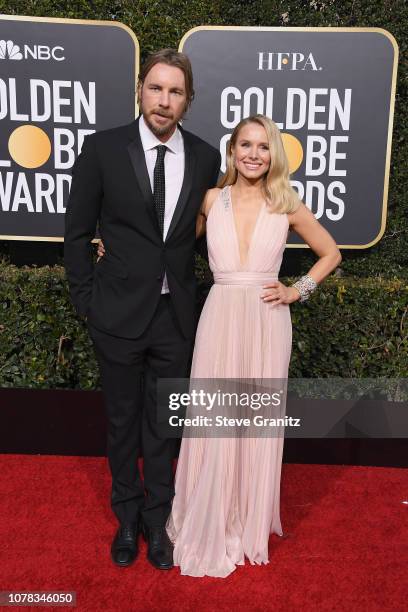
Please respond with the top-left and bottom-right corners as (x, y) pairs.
(0, 455), (406, 611)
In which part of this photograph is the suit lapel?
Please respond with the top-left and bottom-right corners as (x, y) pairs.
(166, 131), (196, 242)
(126, 119), (161, 235)
(126, 119), (196, 241)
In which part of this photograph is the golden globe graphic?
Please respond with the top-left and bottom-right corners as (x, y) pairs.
(281, 133), (303, 174)
(0, 77), (99, 215)
(8, 125), (51, 168)
(180, 26), (398, 248)
(0, 15), (139, 240)
(217, 79), (353, 226)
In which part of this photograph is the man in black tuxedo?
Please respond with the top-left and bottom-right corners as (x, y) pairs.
(64, 49), (221, 570)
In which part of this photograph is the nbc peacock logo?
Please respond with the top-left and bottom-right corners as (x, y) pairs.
(0, 39), (65, 61)
(0, 40), (23, 60)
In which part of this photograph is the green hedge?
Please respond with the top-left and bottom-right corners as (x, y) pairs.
(0, 260), (406, 389)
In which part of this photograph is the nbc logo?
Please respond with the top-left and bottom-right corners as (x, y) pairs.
(0, 39), (65, 61)
(0, 40), (23, 60)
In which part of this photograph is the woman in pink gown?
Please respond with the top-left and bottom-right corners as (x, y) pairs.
(166, 115), (341, 577)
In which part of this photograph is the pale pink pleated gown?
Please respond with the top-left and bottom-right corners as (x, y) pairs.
(167, 186), (292, 577)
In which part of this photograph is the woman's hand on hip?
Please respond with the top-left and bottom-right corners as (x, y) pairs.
(260, 281), (300, 306)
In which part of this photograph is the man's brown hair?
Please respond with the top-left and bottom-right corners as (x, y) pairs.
(138, 48), (195, 110)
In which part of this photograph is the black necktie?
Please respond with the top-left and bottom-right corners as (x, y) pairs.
(153, 145), (167, 236)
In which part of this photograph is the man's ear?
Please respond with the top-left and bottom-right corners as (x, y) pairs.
(137, 81), (142, 104)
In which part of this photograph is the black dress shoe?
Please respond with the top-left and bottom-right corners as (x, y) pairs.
(111, 522), (139, 567)
(142, 524), (174, 570)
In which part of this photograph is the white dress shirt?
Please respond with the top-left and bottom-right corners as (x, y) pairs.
(139, 115), (185, 294)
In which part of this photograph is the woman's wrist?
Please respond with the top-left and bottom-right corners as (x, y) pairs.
(289, 286), (301, 302)
(291, 274), (318, 303)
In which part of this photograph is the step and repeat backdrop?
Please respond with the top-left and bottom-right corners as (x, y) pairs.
(0, 17), (398, 247)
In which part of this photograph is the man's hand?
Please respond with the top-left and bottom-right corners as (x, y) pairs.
(260, 281), (300, 306)
(96, 240), (105, 261)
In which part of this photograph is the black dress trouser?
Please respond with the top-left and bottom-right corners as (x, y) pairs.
(88, 294), (193, 527)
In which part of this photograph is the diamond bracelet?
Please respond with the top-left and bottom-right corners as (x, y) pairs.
(292, 274), (318, 303)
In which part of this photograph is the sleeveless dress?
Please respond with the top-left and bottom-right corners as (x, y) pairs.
(166, 186), (292, 577)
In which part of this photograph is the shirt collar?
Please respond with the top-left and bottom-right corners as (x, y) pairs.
(139, 114), (183, 154)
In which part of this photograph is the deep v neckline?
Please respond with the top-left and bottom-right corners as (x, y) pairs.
(228, 185), (265, 269)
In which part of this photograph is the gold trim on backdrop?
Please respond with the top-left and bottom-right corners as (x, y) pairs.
(179, 26), (399, 250)
(0, 14), (140, 242)
(0, 236), (102, 243)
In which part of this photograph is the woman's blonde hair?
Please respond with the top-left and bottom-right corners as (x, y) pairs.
(218, 115), (301, 214)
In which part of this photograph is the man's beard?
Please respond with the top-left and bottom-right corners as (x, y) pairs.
(143, 108), (180, 137)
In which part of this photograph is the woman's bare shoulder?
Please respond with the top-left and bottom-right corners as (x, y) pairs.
(287, 201), (315, 225)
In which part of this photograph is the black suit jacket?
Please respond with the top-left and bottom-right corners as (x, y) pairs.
(64, 117), (221, 339)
